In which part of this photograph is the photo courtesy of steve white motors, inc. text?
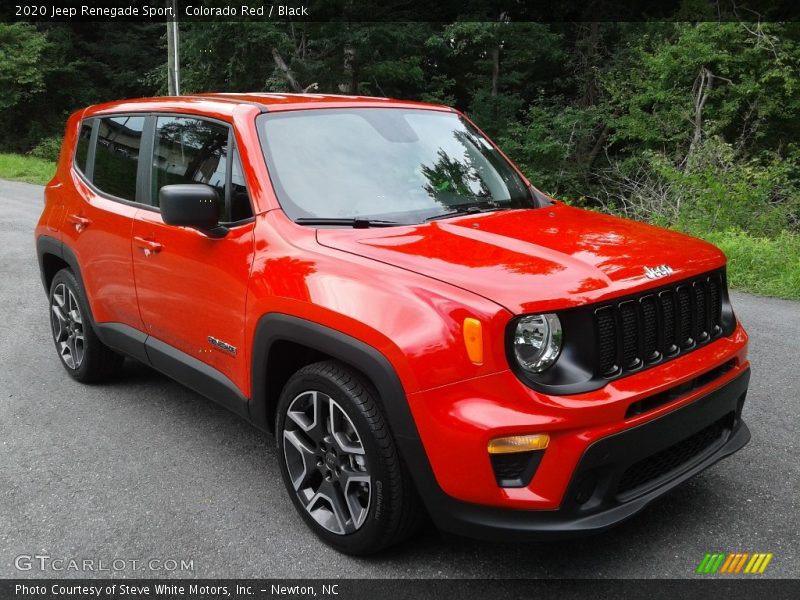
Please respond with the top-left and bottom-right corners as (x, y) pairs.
(14, 3), (310, 19)
(14, 583), (340, 597)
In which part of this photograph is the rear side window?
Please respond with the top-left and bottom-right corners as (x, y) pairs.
(74, 120), (93, 174)
(93, 116), (146, 202)
(152, 115), (252, 222)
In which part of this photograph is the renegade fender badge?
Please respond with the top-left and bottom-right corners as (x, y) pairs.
(644, 264), (674, 280)
(208, 336), (237, 355)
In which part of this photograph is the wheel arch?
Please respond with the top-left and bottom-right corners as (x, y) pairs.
(249, 314), (419, 443)
(249, 313), (447, 516)
(36, 236), (89, 314)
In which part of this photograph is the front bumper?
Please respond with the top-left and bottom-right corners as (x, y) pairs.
(415, 367), (750, 541)
(406, 323), (750, 509)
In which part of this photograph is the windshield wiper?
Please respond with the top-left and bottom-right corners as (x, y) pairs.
(294, 217), (402, 228)
(425, 203), (507, 222)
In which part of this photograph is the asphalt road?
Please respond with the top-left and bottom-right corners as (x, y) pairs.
(1, 178), (798, 579)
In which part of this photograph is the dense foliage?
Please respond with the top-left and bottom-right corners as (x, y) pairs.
(1, 19), (798, 296)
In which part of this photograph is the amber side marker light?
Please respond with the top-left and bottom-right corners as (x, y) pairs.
(487, 434), (550, 454)
(462, 318), (483, 365)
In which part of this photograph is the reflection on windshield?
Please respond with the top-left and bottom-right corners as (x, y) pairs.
(258, 108), (533, 224)
(422, 131), (493, 202)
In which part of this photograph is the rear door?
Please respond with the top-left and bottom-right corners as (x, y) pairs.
(64, 115), (148, 331)
(131, 114), (256, 396)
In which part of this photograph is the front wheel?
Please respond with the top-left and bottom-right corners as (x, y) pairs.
(276, 360), (421, 555)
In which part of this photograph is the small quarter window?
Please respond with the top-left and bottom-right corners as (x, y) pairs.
(93, 116), (146, 202)
(229, 145), (252, 223)
(74, 120), (93, 174)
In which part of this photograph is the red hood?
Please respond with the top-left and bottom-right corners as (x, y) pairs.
(316, 204), (726, 314)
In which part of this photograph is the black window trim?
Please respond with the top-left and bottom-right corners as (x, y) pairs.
(72, 118), (97, 179)
(137, 115), (156, 206)
(71, 110), (256, 227)
(224, 128), (234, 220)
(85, 119), (98, 181)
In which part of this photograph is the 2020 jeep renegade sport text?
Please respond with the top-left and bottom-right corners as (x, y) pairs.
(35, 94), (751, 555)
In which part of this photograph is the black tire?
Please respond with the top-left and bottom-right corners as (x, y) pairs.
(276, 360), (422, 555)
(48, 268), (123, 382)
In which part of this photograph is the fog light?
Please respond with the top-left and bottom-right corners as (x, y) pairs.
(487, 433), (550, 454)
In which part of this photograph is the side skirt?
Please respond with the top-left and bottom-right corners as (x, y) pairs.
(94, 322), (250, 421)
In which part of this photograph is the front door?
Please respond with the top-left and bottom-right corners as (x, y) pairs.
(131, 115), (255, 395)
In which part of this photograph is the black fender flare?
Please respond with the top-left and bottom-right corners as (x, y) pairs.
(36, 235), (90, 314)
(249, 313), (418, 437)
(249, 313), (446, 510)
(36, 235), (151, 363)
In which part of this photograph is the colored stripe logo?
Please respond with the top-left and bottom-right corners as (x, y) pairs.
(697, 552), (773, 574)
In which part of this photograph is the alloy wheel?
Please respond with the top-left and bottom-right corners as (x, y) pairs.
(51, 283), (85, 370)
(282, 390), (371, 535)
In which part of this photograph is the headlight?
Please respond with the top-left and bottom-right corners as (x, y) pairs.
(513, 313), (563, 373)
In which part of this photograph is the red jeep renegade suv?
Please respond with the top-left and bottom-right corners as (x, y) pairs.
(35, 94), (751, 555)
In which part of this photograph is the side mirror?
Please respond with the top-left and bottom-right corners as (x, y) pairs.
(159, 184), (228, 238)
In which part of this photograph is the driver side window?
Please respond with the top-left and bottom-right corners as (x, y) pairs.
(151, 115), (253, 223)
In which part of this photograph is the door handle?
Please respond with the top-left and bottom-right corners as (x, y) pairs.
(66, 213), (91, 232)
(133, 236), (163, 256)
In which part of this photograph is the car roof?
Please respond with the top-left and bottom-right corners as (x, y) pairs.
(83, 93), (454, 118)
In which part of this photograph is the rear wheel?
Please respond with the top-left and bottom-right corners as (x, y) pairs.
(49, 269), (123, 382)
(276, 360), (421, 555)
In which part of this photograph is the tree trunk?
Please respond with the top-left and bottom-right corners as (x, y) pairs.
(341, 43), (356, 94)
(272, 47), (302, 92)
(580, 22), (601, 107)
(573, 23), (603, 165)
(685, 66), (713, 172)
(586, 125), (610, 168)
(490, 13), (507, 99)
(490, 45), (500, 98)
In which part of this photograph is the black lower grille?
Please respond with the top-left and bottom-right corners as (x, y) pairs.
(625, 359), (736, 418)
(595, 271), (727, 379)
(616, 414), (731, 497)
(490, 451), (544, 488)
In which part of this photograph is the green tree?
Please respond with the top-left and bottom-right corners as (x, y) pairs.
(0, 23), (47, 111)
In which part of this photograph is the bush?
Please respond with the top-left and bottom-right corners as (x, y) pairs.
(674, 140), (799, 238)
(29, 136), (62, 162)
(591, 138), (800, 237)
(701, 229), (800, 299)
(579, 138), (800, 300)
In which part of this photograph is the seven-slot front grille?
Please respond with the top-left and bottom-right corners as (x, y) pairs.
(594, 272), (726, 378)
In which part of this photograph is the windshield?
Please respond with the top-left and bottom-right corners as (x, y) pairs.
(257, 108), (535, 225)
